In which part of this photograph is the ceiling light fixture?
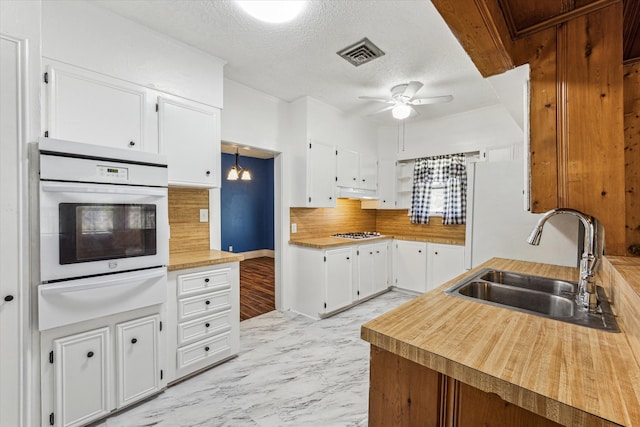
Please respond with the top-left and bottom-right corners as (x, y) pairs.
(235, 1), (307, 24)
(392, 104), (412, 120)
(227, 148), (252, 181)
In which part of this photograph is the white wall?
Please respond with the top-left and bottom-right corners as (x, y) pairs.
(380, 103), (524, 161)
(41, 1), (225, 108)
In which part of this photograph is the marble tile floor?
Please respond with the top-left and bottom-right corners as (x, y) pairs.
(97, 290), (415, 427)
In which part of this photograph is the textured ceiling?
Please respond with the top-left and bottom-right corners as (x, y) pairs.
(89, 0), (507, 125)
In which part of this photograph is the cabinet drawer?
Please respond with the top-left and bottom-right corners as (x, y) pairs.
(177, 310), (232, 347)
(177, 332), (232, 370)
(177, 268), (231, 298)
(178, 290), (231, 322)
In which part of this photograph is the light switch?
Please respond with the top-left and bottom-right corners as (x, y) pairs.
(199, 209), (209, 222)
(291, 223), (297, 233)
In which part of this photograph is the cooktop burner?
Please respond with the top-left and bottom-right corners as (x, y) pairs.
(331, 231), (381, 240)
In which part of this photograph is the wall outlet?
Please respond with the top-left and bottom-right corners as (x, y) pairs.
(228, 245), (233, 252)
(199, 209), (209, 222)
(291, 223), (297, 233)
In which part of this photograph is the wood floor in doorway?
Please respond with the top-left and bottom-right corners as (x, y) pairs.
(240, 256), (275, 321)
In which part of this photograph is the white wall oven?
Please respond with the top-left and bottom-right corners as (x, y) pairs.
(35, 138), (169, 330)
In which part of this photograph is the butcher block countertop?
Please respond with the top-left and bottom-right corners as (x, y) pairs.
(288, 235), (463, 249)
(168, 250), (244, 271)
(288, 235), (392, 249)
(362, 258), (640, 426)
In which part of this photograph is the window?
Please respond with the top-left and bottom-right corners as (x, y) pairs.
(427, 182), (446, 215)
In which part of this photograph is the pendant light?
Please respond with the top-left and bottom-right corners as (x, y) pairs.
(227, 148), (252, 181)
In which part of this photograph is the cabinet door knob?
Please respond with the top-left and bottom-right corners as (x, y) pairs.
(131, 338), (138, 344)
(435, 252), (438, 255)
(346, 257), (350, 260)
(204, 346), (210, 352)
(205, 300), (211, 305)
(418, 250), (422, 253)
(329, 196), (333, 200)
(205, 323), (210, 328)
(128, 141), (135, 147)
(369, 252), (373, 255)
(206, 170), (211, 176)
(376, 251), (380, 254)
(87, 351), (94, 358)
(353, 177), (357, 181)
(4, 295), (14, 302)
(204, 278), (210, 283)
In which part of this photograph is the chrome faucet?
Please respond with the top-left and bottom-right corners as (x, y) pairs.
(527, 208), (604, 312)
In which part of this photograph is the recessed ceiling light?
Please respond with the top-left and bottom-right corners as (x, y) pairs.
(236, 1), (307, 24)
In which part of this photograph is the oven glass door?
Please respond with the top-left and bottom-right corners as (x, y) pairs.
(40, 181), (168, 282)
(59, 203), (157, 264)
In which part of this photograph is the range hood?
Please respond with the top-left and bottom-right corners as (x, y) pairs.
(336, 187), (378, 200)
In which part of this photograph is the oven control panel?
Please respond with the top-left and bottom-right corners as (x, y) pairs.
(97, 165), (128, 181)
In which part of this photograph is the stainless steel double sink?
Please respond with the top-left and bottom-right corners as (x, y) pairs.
(445, 268), (619, 332)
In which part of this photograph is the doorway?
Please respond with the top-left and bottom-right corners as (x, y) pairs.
(220, 143), (278, 320)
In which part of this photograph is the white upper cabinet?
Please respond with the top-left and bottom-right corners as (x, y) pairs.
(335, 147), (378, 192)
(44, 61), (156, 152)
(359, 154), (378, 191)
(296, 140), (336, 208)
(336, 148), (359, 187)
(376, 160), (397, 209)
(158, 96), (221, 188)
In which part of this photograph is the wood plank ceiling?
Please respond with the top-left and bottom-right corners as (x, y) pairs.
(496, 0), (640, 64)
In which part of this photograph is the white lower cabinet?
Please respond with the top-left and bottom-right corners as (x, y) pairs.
(291, 241), (390, 319)
(42, 311), (164, 427)
(116, 315), (161, 408)
(394, 240), (465, 293)
(426, 243), (465, 290)
(356, 242), (390, 300)
(52, 327), (111, 427)
(167, 263), (240, 383)
(394, 240), (428, 293)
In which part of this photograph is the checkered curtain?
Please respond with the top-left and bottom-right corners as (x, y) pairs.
(409, 154), (467, 225)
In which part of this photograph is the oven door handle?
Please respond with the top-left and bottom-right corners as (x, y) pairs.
(40, 268), (166, 295)
(40, 181), (166, 197)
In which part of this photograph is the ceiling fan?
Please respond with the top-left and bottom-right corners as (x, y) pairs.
(359, 81), (453, 120)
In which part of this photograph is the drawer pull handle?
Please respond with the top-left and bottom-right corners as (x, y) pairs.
(205, 323), (210, 328)
(205, 300), (211, 305)
(205, 278), (210, 283)
(204, 346), (210, 352)
(131, 338), (138, 344)
(87, 351), (94, 358)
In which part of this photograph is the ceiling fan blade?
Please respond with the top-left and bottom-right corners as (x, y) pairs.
(358, 96), (393, 103)
(403, 81), (424, 100)
(409, 95), (454, 105)
(367, 105), (395, 116)
(409, 106), (419, 117)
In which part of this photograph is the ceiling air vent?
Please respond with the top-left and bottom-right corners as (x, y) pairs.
(337, 37), (385, 67)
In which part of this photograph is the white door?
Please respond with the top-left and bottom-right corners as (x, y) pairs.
(116, 315), (161, 408)
(372, 242), (389, 293)
(158, 96), (220, 188)
(45, 62), (151, 151)
(359, 154), (378, 191)
(427, 243), (465, 291)
(53, 328), (112, 427)
(394, 240), (427, 293)
(336, 148), (359, 187)
(324, 248), (353, 312)
(307, 141), (336, 207)
(0, 33), (25, 427)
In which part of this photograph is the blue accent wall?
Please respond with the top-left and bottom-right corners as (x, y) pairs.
(221, 153), (274, 253)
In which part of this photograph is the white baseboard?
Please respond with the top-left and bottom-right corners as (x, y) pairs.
(238, 249), (275, 260)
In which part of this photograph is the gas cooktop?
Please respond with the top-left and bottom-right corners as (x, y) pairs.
(331, 232), (382, 240)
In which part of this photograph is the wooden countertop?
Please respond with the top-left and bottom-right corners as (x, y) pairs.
(288, 236), (392, 249)
(288, 235), (463, 249)
(168, 250), (244, 271)
(362, 258), (640, 426)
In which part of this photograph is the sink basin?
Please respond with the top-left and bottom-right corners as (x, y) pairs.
(445, 268), (619, 332)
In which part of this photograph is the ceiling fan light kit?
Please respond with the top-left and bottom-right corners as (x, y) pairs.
(359, 80), (453, 120)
